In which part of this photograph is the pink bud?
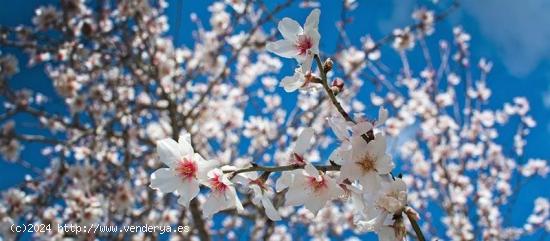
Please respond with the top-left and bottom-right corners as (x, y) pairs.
(331, 78), (344, 94)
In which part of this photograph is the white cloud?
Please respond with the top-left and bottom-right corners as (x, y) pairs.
(377, 0), (416, 33)
(461, 0), (550, 77)
(374, 0), (550, 77)
(543, 84), (550, 108)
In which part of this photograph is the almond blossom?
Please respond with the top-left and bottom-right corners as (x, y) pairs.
(329, 107), (388, 165)
(341, 129), (394, 192)
(392, 27), (415, 51)
(234, 172), (281, 221)
(327, 115), (354, 165)
(285, 162), (343, 215)
(356, 178), (408, 236)
(266, 8), (320, 67)
(266, 8), (321, 90)
(203, 168), (244, 218)
(280, 67), (308, 92)
(150, 134), (216, 207)
(276, 127), (315, 192)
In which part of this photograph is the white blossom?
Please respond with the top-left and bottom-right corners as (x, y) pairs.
(150, 134), (217, 207)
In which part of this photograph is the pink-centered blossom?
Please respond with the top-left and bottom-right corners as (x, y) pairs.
(266, 9), (320, 92)
(203, 168), (244, 218)
(266, 9), (320, 68)
(234, 172), (281, 221)
(276, 127), (314, 192)
(285, 163), (343, 215)
(150, 134), (217, 207)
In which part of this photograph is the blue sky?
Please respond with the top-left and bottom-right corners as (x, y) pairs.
(1, 0), (549, 240)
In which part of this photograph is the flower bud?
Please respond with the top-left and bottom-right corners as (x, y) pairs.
(323, 58), (333, 72)
(330, 78), (344, 95)
(81, 22), (94, 37)
(404, 206), (420, 221)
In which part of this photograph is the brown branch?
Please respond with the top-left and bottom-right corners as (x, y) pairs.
(406, 209), (426, 241)
(224, 163), (340, 176)
(314, 54), (355, 123)
(314, 54), (373, 142)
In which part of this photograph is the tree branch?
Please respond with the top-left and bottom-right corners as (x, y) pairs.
(224, 163), (340, 176)
(406, 209), (426, 241)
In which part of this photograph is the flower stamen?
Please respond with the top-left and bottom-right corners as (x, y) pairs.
(356, 154), (376, 173)
(295, 35), (313, 55)
(307, 176), (328, 193)
(209, 173), (229, 193)
(176, 158), (198, 181)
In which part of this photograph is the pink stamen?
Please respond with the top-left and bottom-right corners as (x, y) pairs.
(307, 176), (328, 193)
(176, 158), (198, 181)
(209, 173), (229, 193)
(295, 35), (313, 55)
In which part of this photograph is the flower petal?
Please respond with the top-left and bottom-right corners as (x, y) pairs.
(352, 121), (373, 136)
(304, 29), (320, 55)
(195, 153), (217, 181)
(375, 154), (394, 175)
(266, 40), (298, 58)
(351, 135), (369, 162)
(150, 168), (182, 193)
(304, 9), (320, 32)
(203, 192), (229, 218)
(276, 170), (299, 192)
(302, 52), (313, 73)
(177, 133), (194, 155)
(229, 186), (244, 212)
(329, 116), (350, 141)
(278, 17), (302, 42)
(285, 175), (308, 206)
(366, 134), (387, 159)
(350, 187), (367, 216)
(157, 138), (185, 167)
(304, 195), (325, 215)
(326, 177), (344, 199)
(355, 212), (387, 233)
(328, 145), (351, 165)
(280, 72), (304, 92)
(232, 173), (251, 185)
(378, 226), (398, 241)
(360, 171), (381, 192)
(261, 196), (282, 221)
(340, 159), (362, 181)
(304, 163), (319, 177)
(294, 127), (314, 155)
(393, 178), (407, 193)
(377, 107), (389, 126)
(176, 178), (200, 207)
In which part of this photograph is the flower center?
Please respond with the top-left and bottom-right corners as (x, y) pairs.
(209, 174), (229, 193)
(176, 158), (197, 181)
(307, 176), (328, 193)
(356, 154), (376, 173)
(295, 35), (313, 55)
